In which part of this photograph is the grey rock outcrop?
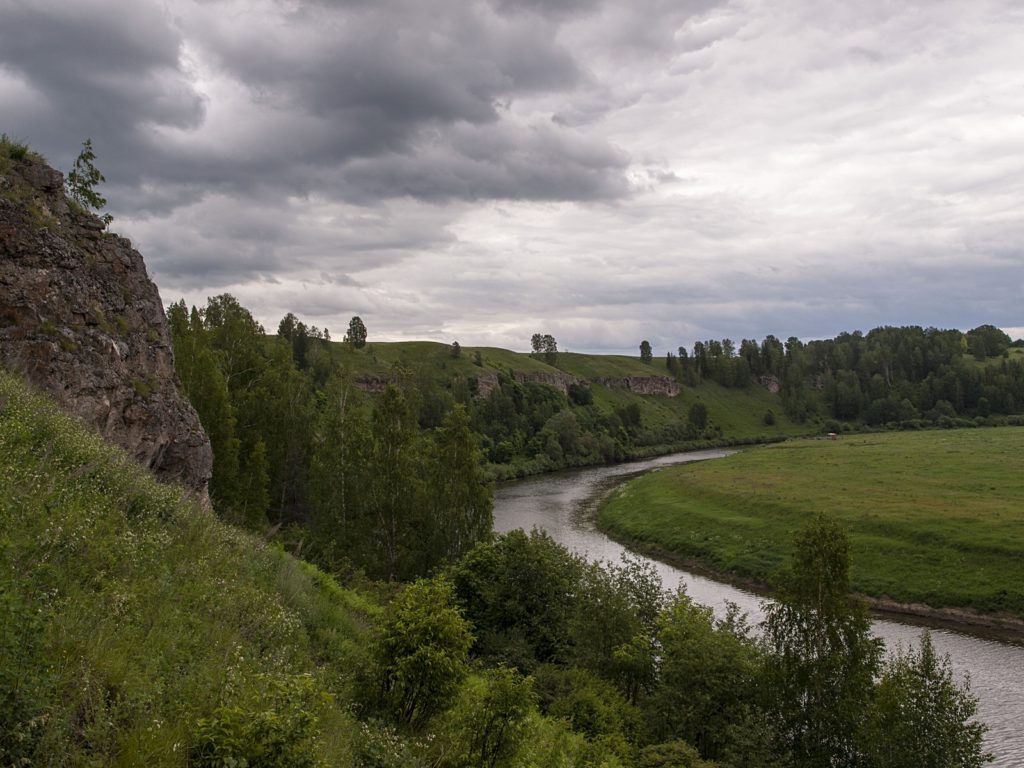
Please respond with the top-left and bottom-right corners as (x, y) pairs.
(0, 155), (212, 499)
(592, 375), (680, 397)
(474, 371), (499, 398)
(513, 370), (580, 394)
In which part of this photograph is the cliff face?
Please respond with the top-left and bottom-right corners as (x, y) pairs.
(592, 375), (680, 397)
(513, 370), (580, 394)
(0, 154), (212, 499)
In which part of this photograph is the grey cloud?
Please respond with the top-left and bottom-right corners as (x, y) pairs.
(0, 1), (204, 169)
(337, 121), (630, 202)
(2, 0), (630, 216)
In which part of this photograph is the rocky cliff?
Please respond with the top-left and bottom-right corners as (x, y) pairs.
(592, 375), (680, 397)
(513, 370), (580, 394)
(0, 153), (212, 499)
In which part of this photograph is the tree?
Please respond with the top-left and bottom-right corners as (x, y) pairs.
(167, 301), (242, 522)
(452, 529), (586, 667)
(442, 666), (536, 768)
(425, 405), (494, 569)
(965, 324), (1011, 360)
(530, 333), (558, 365)
(309, 374), (372, 569)
(65, 138), (112, 226)
(346, 316), (368, 348)
(762, 514), (882, 768)
(645, 590), (762, 760)
(367, 386), (424, 580)
(640, 340), (653, 364)
(451, 341), (462, 358)
(687, 401), (708, 436)
(369, 577), (473, 730)
(859, 632), (991, 768)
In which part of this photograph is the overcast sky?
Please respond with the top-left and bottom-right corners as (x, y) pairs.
(2, 0), (1022, 353)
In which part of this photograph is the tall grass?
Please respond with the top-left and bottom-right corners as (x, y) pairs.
(0, 370), (376, 765)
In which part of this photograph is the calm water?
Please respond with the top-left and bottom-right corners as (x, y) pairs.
(493, 450), (1024, 766)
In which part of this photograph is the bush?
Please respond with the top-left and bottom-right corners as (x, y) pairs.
(438, 667), (536, 768)
(190, 674), (328, 768)
(366, 577), (473, 729)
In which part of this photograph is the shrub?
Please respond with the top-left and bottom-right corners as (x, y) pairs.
(190, 674), (328, 768)
(367, 577), (473, 729)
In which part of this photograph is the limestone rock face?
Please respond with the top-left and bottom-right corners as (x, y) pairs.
(474, 371), (499, 398)
(592, 375), (680, 397)
(512, 370), (580, 394)
(0, 155), (212, 499)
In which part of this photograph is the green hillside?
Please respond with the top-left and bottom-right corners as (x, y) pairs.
(323, 339), (804, 452)
(0, 369), (377, 765)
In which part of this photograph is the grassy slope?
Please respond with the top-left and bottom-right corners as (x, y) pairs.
(0, 370), (378, 765)
(324, 339), (805, 443)
(598, 428), (1024, 616)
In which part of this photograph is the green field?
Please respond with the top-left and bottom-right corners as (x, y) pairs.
(598, 428), (1024, 617)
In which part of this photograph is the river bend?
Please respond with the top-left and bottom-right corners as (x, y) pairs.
(493, 450), (1024, 766)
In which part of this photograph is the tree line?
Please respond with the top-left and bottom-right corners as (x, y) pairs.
(660, 325), (1024, 427)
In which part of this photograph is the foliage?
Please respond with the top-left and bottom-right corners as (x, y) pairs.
(367, 577), (473, 729)
(169, 297), (494, 580)
(0, 370), (376, 766)
(65, 138), (113, 226)
(451, 529), (586, 668)
(859, 632), (991, 768)
(439, 667), (536, 768)
(347, 316), (369, 348)
(966, 324), (1011, 360)
(531, 332), (558, 364)
(425, 405), (494, 569)
(639, 340), (653, 364)
(762, 515), (882, 768)
(190, 674), (328, 768)
(645, 589), (764, 760)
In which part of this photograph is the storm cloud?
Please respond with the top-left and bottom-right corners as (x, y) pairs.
(1, 0), (1021, 352)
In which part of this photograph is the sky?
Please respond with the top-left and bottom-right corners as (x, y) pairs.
(1, 0), (1022, 354)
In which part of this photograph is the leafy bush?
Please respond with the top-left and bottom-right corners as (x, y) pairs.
(365, 577), (473, 729)
(191, 674), (328, 768)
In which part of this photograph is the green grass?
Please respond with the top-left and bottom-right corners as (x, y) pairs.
(553, 351), (668, 379)
(0, 370), (378, 765)
(598, 428), (1024, 617)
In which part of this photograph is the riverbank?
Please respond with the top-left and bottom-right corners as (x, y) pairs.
(485, 433), (787, 482)
(597, 527), (1024, 642)
(595, 428), (1024, 637)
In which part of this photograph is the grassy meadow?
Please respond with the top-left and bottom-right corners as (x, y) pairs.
(598, 428), (1024, 617)
(0, 370), (380, 764)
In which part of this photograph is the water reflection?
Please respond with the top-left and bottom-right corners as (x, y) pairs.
(493, 450), (1024, 767)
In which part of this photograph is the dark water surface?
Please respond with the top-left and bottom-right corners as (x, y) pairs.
(493, 450), (1024, 766)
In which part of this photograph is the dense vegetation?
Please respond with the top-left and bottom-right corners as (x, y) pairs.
(0, 371), (990, 766)
(667, 325), (1024, 428)
(598, 429), (1024, 617)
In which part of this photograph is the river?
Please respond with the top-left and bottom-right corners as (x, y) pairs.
(493, 449), (1024, 766)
